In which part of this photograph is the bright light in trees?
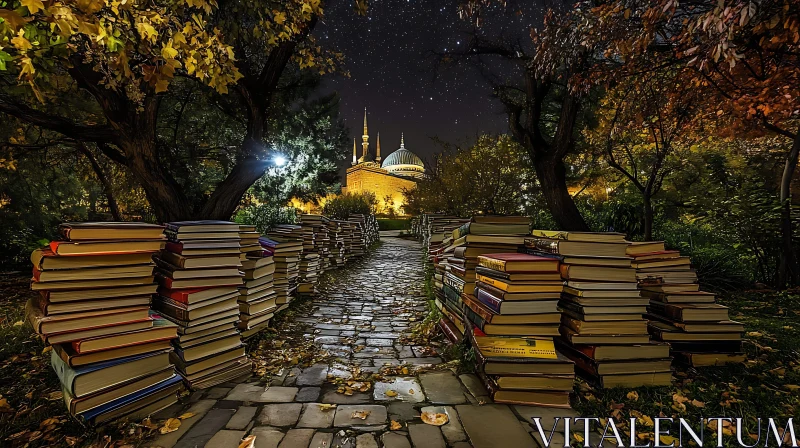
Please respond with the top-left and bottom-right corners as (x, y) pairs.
(273, 155), (287, 166)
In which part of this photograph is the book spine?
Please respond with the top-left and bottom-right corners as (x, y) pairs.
(476, 275), (508, 291)
(474, 288), (503, 314)
(155, 302), (190, 322)
(478, 257), (507, 272)
(464, 307), (487, 332)
(461, 294), (495, 323)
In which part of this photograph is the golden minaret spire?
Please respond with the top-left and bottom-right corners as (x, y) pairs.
(400, 132), (405, 149)
(352, 138), (357, 165)
(376, 132), (381, 163)
(362, 107), (369, 160)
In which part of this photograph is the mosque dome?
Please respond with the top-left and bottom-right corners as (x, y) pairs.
(381, 134), (425, 179)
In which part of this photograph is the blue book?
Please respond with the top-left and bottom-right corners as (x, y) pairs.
(77, 375), (183, 425)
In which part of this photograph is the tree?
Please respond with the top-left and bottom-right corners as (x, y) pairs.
(402, 135), (535, 217)
(0, 0), (362, 222)
(562, 0), (800, 285)
(589, 70), (699, 240)
(442, 6), (593, 230)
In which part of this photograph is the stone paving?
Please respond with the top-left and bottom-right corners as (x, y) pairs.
(151, 238), (578, 448)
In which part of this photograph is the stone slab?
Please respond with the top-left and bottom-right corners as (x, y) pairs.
(309, 431), (333, 448)
(296, 403), (336, 428)
(260, 386), (299, 402)
(204, 429), (244, 447)
(374, 377), (425, 403)
(258, 403), (303, 427)
(320, 389), (371, 404)
(174, 408), (235, 448)
(226, 383), (266, 401)
(382, 432), (412, 448)
(419, 372), (468, 405)
(277, 429), (315, 448)
(332, 405), (388, 428)
(408, 424), (446, 448)
(440, 406), (467, 443)
(227, 406), (258, 430)
(250, 426), (285, 448)
(356, 433), (379, 448)
(296, 364), (329, 386)
(295, 387), (321, 402)
(456, 404), (534, 448)
(152, 400), (216, 448)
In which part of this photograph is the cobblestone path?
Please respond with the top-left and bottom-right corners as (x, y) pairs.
(152, 238), (576, 448)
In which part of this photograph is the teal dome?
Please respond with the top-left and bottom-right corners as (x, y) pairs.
(382, 148), (424, 168)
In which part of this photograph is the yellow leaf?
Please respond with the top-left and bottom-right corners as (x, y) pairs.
(155, 78), (170, 93)
(672, 393), (689, 404)
(390, 420), (402, 430)
(317, 404), (336, 411)
(747, 331), (763, 337)
(574, 433), (585, 443)
(11, 30), (32, 51)
(238, 435), (256, 448)
(627, 391), (639, 401)
(178, 412), (196, 419)
(660, 435), (677, 445)
(385, 390), (398, 397)
(21, 0), (45, 14)
(0, 397), (13, 413)
(160, 418), (181, 434)
(13, 320), (24, 326)
(351, 410), (371, 420)
(421, 412), (449, 426)
(162, 44), (178, 60)
(690, 399), (705, 408)
(785, 384), (800, 391)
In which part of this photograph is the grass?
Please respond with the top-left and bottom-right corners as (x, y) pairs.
(571, 290), (800, 447)
(377, 218), (411, 231)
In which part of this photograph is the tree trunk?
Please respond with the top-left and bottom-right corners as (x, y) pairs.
(533, 156), (589, 231)
(78, 143), (122, 221)
(643, 194), (654, 241)
(777, 131), (800, 289)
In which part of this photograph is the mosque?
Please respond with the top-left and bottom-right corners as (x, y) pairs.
(341, 109), (426, 216)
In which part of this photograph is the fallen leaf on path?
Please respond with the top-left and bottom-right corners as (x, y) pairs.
(160, 418), (181, 434)
(178, 412), (196, 419)
(626, 391), (639, 401)
(239, 435), (256, 448)
(390, 420), (402, 430)
(421, 412), (448, 426)
(318, 404), (337, 411)
(352, 410), (371, 420)
(385, 390), (398, 397)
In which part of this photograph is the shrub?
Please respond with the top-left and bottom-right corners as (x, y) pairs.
(234, 204), (297, 234)
(322, 192), (377, 219)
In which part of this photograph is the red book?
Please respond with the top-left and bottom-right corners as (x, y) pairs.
(476, 253), (559, 273)
(157, 286), (239, 305)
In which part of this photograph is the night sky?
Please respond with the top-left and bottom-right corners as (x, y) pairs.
(316, 0), (541, 168)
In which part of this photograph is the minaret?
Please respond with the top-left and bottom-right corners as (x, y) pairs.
(400, 132), (405, 149)
(376, 132), (382, 163)
(362, 107), (369, 160)
(352, 138), (357, 165)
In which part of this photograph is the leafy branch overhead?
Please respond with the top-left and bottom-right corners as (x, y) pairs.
(0, 0), (345, 99)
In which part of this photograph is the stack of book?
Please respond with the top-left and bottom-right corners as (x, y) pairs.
(259, 236), (303, 305)
(237, 227), (276, 339)
(469, 334), (574, 407)
(631, 242), (745, 366)
(326, 220), (345, 267)
(438, 216), (530, 336)
(238, 225), (262, 262)
(347, 216), (367, 257)
(467, 253), (563, 337)
(28, 222), (183, 425)
(299, 214), (331, 272)
(339, 220), (357, 262)
(156, 221), (250, 389)
(349, 213), (379, 246)
(419, 214), (470, 259)
(524, 230), (672, 388)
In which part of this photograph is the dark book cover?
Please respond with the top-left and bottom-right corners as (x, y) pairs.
(473, 287), (503, 314)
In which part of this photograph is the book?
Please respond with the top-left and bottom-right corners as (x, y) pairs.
(673, 352), (746, 367)
(54, 340), (173, 367)
(160, 251), (242, 269)
(154, 273), (242, 289)
(465, 308), (559, 336)
(154, 258), (242, 279)
(164, 221), (241, 234)
(531, 230), (626, 243)
(42, 284), (158, 303)
(32, 249), (155, 270)
(475, 275), (563, 293)
(157, 286), (240, 305)
(27, 299), (150, 335)
(647, 322), (742, 341)
(77, 375), (183, 424)
(474, 266), (562, 282)
(51, 349), (172, 398)
(49, 240), (164, 256)
(475, 282), (561, 301)
(32, 265), (155, 283)
(559, 264), (637, 282)
(626, 241), (667, 255)
(453, 222), (530, 239)
(59, 222), (165, 241)
(561, 316), (648, 335)
(452, 234), (526, 246)
(474, 336), (557, 359)
(647, 302), (730, 322)
(559, 341), (670, 361)
(562, 286), (641, 298)
(559, 327), (651, 345)
(471, 289), (559, 315)
(472, 215), (531, 224)
(64, 368), (175, 414)
(38, 295), (152, 315)
(524, 237), (629, 257)
(477, 253), (559, 273)
(30, 276), (156, 291)
(46, 319), (154, 345)
(70, 317), (178, 354)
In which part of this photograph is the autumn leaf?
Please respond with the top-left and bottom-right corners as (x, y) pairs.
(660, 435), (677, 445)
(21, 0), (45, 14)
(178, 412), (196, 419)
(11, 30), (32, 52)
(160, 418), (181, 434)
(0, 397), (13, 413)
(574, 433), (585, 443)
(351, 410), (371, 420)
(390, 420), (402, 430)
(672, 392), (689, 404)
(690, 399), (705, 408)
(385, 390), (398, 397)
(238, 435), (256, 448)
(421, 412), (448, 426)
(627, 391), (639, 401)
(318, 404), (336, 411)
